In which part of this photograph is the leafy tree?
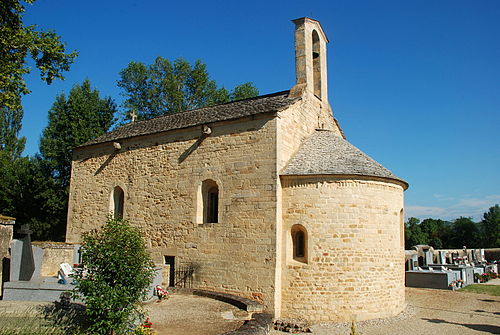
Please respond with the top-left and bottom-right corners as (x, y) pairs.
(480, 204), (500, 248)
(40, 79), (116, 188)
(0, 0), (77, 113)
(118, 57), (258, 121)
(449, 216), (480, 249)
(0, 106), (26, 158)
(419, 218), (452, 249)
(0, 153), (64, 240)
(405, 217), (428, 249)
(72, 217), (155, 335)
(231, 82), (259, 101)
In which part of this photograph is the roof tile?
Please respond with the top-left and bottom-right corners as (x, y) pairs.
(281, 130), (407, 187)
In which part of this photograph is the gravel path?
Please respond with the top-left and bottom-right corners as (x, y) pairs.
(269, 287), (500, 335)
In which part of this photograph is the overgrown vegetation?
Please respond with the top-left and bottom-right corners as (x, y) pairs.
(71, 217), (156, 335)
(0, 305), (84, 335)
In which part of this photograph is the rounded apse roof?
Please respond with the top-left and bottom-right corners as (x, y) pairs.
(281, 130), (408, 188)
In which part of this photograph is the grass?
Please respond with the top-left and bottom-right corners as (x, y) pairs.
(0, 305), (85, 335)
(459, 284), (500, 296)
(0, 308), (64, 335)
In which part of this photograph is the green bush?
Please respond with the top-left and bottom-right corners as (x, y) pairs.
(72, 217), (155, 335)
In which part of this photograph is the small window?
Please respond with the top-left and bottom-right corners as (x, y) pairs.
(111, 186), (124, 219)
(291, 224), (308, 263)
(202, 179), (219, 223)
(207, 187), (219, 223)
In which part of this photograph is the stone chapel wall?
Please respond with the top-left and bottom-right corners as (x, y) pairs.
(280, 175), (405, 322)
(67, 114), (279, 310)
(273, 92), (341, 316)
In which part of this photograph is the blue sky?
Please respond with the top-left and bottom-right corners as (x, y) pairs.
(20, 0), (499, 221)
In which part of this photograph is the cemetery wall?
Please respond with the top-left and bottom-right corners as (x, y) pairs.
(66, 114), (280, 311)
(280, 175), (406, 322)
(0, 215), (15, 297)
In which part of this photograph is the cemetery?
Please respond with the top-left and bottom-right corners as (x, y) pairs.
(405, 245), (499, 290)
(2, 222), (163, 303)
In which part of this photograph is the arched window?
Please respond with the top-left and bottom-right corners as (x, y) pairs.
(312, 30), (322, 99)
(291, 224), (308, 263)
(110, 186), (124, 219)
(202, 179), (219, 223)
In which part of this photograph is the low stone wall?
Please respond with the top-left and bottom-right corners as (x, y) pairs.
(0, 215), (15, 298)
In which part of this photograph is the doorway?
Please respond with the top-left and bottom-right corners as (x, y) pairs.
(164, 256), (175, 287)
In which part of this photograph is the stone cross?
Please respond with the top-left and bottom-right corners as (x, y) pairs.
(130, 109), (138, 123)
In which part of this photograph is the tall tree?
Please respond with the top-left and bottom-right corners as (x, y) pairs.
(40, 79), (116, 188)
(449, 217), (480, 249)
(0, 153), (65, 240)
(419, 218), (452, 249)
(118, 57), (258, 121)
(1, 0), (77, 158)
(405, 217), (428, 249)
(35, 80), (115, 240)
(0, 0), (77, 112)
(0, 106), (25, 158)
(480, 204), (500, 248)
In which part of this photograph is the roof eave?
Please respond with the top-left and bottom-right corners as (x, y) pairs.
(280, 173), (409, 190)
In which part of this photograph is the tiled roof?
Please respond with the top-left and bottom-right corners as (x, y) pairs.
(281, 130), (407, 187)
(80, 91), (298, 147)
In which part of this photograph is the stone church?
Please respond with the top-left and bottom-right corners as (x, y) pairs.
(66, 18), (408, 322)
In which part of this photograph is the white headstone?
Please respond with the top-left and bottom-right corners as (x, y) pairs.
(59, 263), (73, 277)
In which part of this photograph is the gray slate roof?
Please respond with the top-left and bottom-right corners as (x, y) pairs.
(81, 90), (298, 147)
(282, 130), (407, 187)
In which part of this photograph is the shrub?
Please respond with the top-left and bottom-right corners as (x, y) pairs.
(72, 217), (155, 335)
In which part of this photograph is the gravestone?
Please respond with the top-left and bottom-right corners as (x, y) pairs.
(438, 251), (446, 264)
(18, 224), (35, 281)
(424, 250), (434, 265)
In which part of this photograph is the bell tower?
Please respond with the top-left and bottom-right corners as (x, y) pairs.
(290, 17), (329, 103)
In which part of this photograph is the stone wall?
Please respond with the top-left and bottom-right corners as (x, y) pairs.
(67, 114), (280, 311)
(273, 93), (341, 316)
(32, 242), (79, 277)
(280, 176), (405, 322)
(0, 215), (15, 297)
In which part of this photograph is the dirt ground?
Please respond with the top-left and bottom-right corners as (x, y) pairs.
(269, 287), (500, 335)
(0, 286), (499, 335)
(145, 294), (244, 335)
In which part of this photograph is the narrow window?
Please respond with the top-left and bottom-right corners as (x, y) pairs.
(291, 224), (307, 263)
(400, 209), (404, 249)
(312, 30), (322, 99)
(201, 179), (219, 223)
(207, 187), (219, 223)
(111, 186), (124, 219)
